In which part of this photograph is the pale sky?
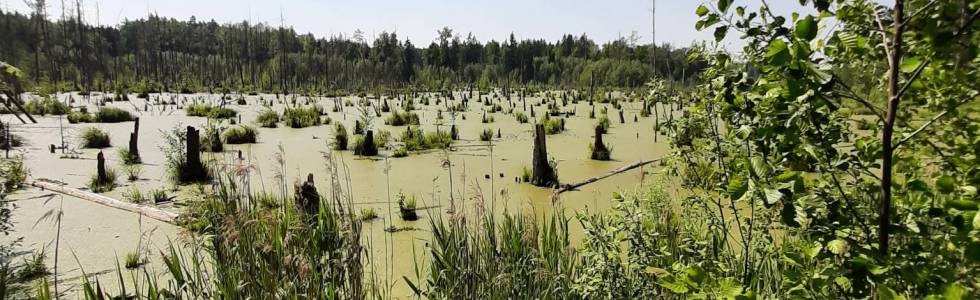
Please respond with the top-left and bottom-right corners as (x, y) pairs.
(1, 0), (811, 47)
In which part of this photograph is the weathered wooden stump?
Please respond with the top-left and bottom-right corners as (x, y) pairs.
(185, 126), (207, 182)
(531, 124), (557, 187)
(590, 126), (610, 161)
(127, 118), (140, 163)
(361, 130), (378, 156)
(96, 151), (108, 183)
(295, 173), (320, 217)
(451, 124), (459, 140)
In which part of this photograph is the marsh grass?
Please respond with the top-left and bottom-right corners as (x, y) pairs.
(385, 110), (420, 126)
(283, 105), (324, 128)
(400, 127), (451, 151)
(520, 165), (532, 183)
(479, 128), (494, 141)
(186, 103), (237, 119)
(540, 116), (566, 135)
(23, 97), (69, 115)
(94, 107), (136, 123)
(515, 112), (529, 123)
(118, 148), (141, 165)
(397, 192), (418, 221)
(256, 110), (280, 128)
(79, 127), (111, 148)
(123, 187), (147, 203)
(122, 164), (142, 181)
(123, 252), (144, 269)
(222, 125), (258, 144)
(87, 168), (117, 193)
(596, 116), (611, 134)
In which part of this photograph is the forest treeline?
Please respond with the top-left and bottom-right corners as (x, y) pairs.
(0, 7), (703, 94)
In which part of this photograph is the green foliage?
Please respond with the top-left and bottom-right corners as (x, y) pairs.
(124, 252), (144, 269)
(596, 116), (611, 134)
(479, 128), (494, 141)
(94, 107), (136, 123)
(385, 110), (420, 126)
(540, 116), (566, 135)
(520, 165), (531, 183)
(123, 187), (147, 203)
(79, 127), (111, 148)
(122, 163), (142, 181)
(118, 148), (141, 165)
(359, 208), (379, 221)
(87, 168), (117, 193)
(397, 192), (418, 221)
(282, 105), (324, 128)
(67, 110), (94, 123)
(515, 112), (529, 123)
(588, 142), (611, 161)
(400, 127), (452, 151)
(222, 125), (258, 144)
(0, 157), (27, 192)
(333, 123), (349, 150)
(185, 104), (237, 119)
(23, 97), (69, 115)
(255, 110), (280, 128)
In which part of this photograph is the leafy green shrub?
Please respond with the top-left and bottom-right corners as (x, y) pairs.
(200, 124), (224, 152)
(401, 127), (452, 151)
(0, 157), (27, 191)
(23, 97), (69, 115)
(67, 110), (94, 123)
(79, 127), (111, 148)
(95, 107), (136, 123)
(255, 110), (279, 128)
(186, 103), (237, 119)
(283, 105), (324, 128)
(151, 189), (169, 203)
(392, 146), (409, 157)
(333, 124), (349, 150)
(222, 125), (258, 144)
(385, 110), (420, 126)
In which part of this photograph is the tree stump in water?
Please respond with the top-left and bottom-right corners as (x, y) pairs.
(450, 124), (459, 140)
(185, 126), (207, 182)
(531, 124), (557, 187)
(128, 118), (140, 163)
(361, 130), (378, 156)
(590, 126), (610, 161)
(619, 110), (625, 123)
(295, 174), (320, 217)
(96, 151), (108, 183)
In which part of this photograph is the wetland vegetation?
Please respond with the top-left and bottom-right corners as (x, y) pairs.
(0, 0), (978, 299)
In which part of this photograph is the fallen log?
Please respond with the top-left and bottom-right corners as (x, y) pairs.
(31, 179), (178, 224)
(553, 158), (662, 196)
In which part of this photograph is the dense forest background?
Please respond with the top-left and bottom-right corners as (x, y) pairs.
(0, 6), (704, 94)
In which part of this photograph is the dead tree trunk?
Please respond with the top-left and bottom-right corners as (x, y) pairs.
(185, 126), (207, 182)
(531, 124), (557, 187)
(361, 130), (378, 156)
(590, 126), (609, 161)
(127, 117), (140, 163)
(96, 151), (107, 183)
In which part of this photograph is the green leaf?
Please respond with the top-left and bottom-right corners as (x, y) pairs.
(714, 26), (729, 42)
(967, 242), (980, 263)
(717, 0), (733, 13)
(795, 16), (818, 41)
(775, 171), (799, 182)
(936, 175), (955, 194)
(728, 175), (748, 200)
(973, 211), (980, 230)
(827, 239), (848, 255)
(658, 279), (690, 294)
(876, 285), (906, 300)
(764, 188), (783, 205)
(900, 57), (923, 73)
(644, 266), (671, 277)
(766, 40), (791, 66)
(696, 4), (710, 17)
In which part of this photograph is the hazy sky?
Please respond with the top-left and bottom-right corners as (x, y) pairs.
(1, 0), (810, 47)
